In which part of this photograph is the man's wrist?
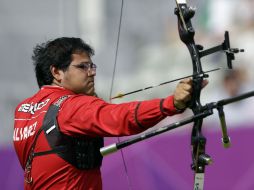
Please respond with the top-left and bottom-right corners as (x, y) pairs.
(173, 100), (187, 112)
(160, 96), (185, 116)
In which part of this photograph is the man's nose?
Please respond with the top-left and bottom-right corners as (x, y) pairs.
(88, 68), (96, 76)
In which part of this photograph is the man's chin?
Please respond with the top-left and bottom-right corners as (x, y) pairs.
(84, 88), (95, 96)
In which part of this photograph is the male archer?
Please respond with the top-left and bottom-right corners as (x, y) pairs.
(13, 37), (206, 189)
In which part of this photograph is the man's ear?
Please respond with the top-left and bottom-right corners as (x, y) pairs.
(50, 66), (64, 82)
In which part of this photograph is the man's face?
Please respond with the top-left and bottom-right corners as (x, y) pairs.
(60, 52), (96, 95)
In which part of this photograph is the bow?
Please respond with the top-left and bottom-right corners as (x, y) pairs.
(174, 0), (245, 188)
(174, 1), (213, 189)
(174, 0), (247, 188)
(102, 1), (248, 190)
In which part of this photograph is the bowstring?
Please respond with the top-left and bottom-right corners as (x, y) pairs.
(108, 0), (133, 189)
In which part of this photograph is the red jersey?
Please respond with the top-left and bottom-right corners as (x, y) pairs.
(13, 86), (179, 190)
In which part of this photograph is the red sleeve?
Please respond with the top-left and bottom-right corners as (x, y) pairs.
(57, 95), (180, 137)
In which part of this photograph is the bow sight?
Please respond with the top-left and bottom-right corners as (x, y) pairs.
(198, 31), (244, 69)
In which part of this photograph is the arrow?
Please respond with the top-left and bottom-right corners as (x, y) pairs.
(111, 68), (220, 99)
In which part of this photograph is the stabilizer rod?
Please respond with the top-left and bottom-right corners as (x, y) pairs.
(101, 90), (254, 156)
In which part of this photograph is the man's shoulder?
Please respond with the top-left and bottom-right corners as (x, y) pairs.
(14, 87), (71, 115)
